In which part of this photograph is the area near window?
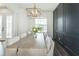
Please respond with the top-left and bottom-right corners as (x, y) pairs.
(35, 18), (47, 32)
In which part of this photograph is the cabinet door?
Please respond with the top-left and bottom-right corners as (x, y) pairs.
(66, 4), (79, 34)
(57, 4), (64, 34)
(63, 4), (79, 55)
(61, 4), (71, 43)
(57, 4), (64, 41)
(53, 4), (64, 41)
(66, 4), (79, 55)
(53, 6), (58, 40)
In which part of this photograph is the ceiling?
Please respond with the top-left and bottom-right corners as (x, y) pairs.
(15, 3), (59, 11)
(0, 3), (59, 12)
(3, 3), (59, 11)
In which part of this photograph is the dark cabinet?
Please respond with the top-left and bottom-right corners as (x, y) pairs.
(53, 3), (79, 56)
(53, 4), (64, 41)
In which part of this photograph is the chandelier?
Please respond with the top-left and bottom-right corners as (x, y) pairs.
(26, 4), (41, 17)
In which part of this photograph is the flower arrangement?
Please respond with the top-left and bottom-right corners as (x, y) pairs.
(32, 26), (42, 34)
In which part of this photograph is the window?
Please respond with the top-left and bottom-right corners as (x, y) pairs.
(6, 15), (12, 38)
(0, 16), (2, 38)
(35, 18), (47, 32)
(0, 15), (12, 38)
